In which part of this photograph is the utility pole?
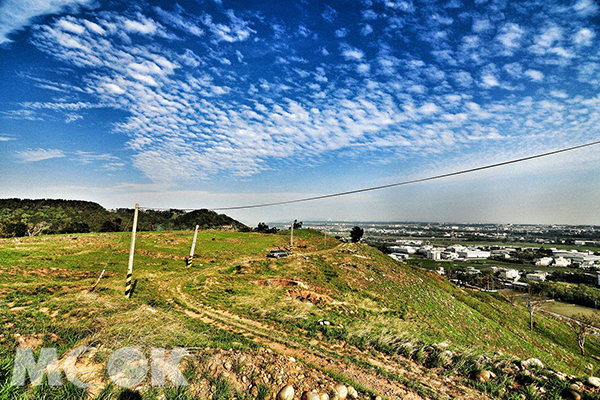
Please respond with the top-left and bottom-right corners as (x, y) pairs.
(290, 219), (296, 248)
(187, 225), (199, 267)
(125, 203), (139, 298)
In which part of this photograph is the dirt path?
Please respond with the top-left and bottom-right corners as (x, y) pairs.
(168, 256), (491, 400)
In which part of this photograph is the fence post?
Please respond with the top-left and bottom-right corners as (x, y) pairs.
(290, 219), (296, 248)
(186, 225), (199, 267)
(125, 203), (139, 298)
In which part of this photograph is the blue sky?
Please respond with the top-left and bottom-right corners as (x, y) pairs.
(1, 0), (600, 225)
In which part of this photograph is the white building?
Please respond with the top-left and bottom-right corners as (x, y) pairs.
(427, 250), (442, 260)
(553, 257), (571, 267)
(535, 257), (553, 266)
(441, 251), (459, 260)
(389, 253), (410, 261)
(457, 249), (491, 259)
(499, 269), (520, 281)
(526, 272), (548, 282)
(389, 246), (417, 254)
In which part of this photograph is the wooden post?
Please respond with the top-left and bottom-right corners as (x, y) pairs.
(125, 203), (139, 298)
(290, 219), (296, 248)
(186, 225), (199, 267)
(324, 223), (327, 247)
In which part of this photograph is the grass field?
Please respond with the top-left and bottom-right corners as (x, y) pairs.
(1, 229), (599, 399)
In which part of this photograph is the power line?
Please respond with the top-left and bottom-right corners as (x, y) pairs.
(144, 140), (600, 212)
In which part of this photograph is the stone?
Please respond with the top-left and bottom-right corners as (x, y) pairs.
(320, 393), (330, 400)
(374, 396), (382, 400)
(473, 370), (493, 382)
(301, 392), (320, 400)
(586, 376), (600, 388)
(521, 358), (544, 369)
(347, 386), (358, 399)
(334, 384), (348, 399)
(560, 388), (581, 400)
(277, 385), (295, 400)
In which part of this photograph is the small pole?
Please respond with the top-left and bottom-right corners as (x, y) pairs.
(187, 225), (199, 267)
(324, 222), (327, 247)
(90, 269), (105, 292)
(291, 219), (296, 248)
(125, 203), (139, 298)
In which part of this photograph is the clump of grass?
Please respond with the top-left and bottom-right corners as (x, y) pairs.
(211, 374), (232, 400)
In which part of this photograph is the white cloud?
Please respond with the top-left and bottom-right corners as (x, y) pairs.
(16, 148), (66, 162)
(481, 74), (500, 88)
(360, 24), (373, 36)
(123, 15), (159, 35)
(472, 17), (492, 33)
(154, 6), (204, 37)
(202, 9), (255, 42)
(524, 69), (544, 82)
(0, 135), (16, 141)
(574, 28), (595, 46)
(496, 23), (524, 54)
(82, 20), (105, 35)
(335, 28), (348, 38)
(340, 46), (364, 61)
(65, 113), (82, 123)
(418, 102), (440, 115)
(0, 0), (93, 45)
(573, 0), (599, 16)
(56, 18), (85, 34)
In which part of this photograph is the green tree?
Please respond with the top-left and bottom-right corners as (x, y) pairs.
(350, 226), (364, 243)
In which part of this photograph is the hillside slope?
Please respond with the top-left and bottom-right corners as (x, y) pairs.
(0, 229), (598, 399)
(0, 198), (246, 236)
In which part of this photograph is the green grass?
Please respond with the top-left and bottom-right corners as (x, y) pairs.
(0, 229), (598, 400)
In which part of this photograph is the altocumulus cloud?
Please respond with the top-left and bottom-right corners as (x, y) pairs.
(1, 0), (600, 184)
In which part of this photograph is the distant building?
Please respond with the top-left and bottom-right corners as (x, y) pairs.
(499, 269), (520, 281)
(389, 246), (417, 254)
(427, 250), (442, 260)
(389, 253), (409, 261)
(526, 271), (548, 282)
(457, 249), (491, 259)
(535, 257), (553, 266)
(553, 257), (571, 267)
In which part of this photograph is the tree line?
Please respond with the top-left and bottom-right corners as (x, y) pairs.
(0, 199), (246, 237)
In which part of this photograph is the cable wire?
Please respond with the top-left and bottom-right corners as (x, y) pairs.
(143, 140), (600, 212)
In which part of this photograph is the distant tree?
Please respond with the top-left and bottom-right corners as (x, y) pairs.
(568, 312), (600, 356)
(255, 222), (277, 234)
(504, 290), (519, 306)
(27, 221), (51, 237)
(350, 226), (364, 243)
(293, 220), (303, 229)
(526, 287), (546, 331)
(61, 221), (90, 234)
(100, 220), (121, 232)
(1, 222), (28, 238)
